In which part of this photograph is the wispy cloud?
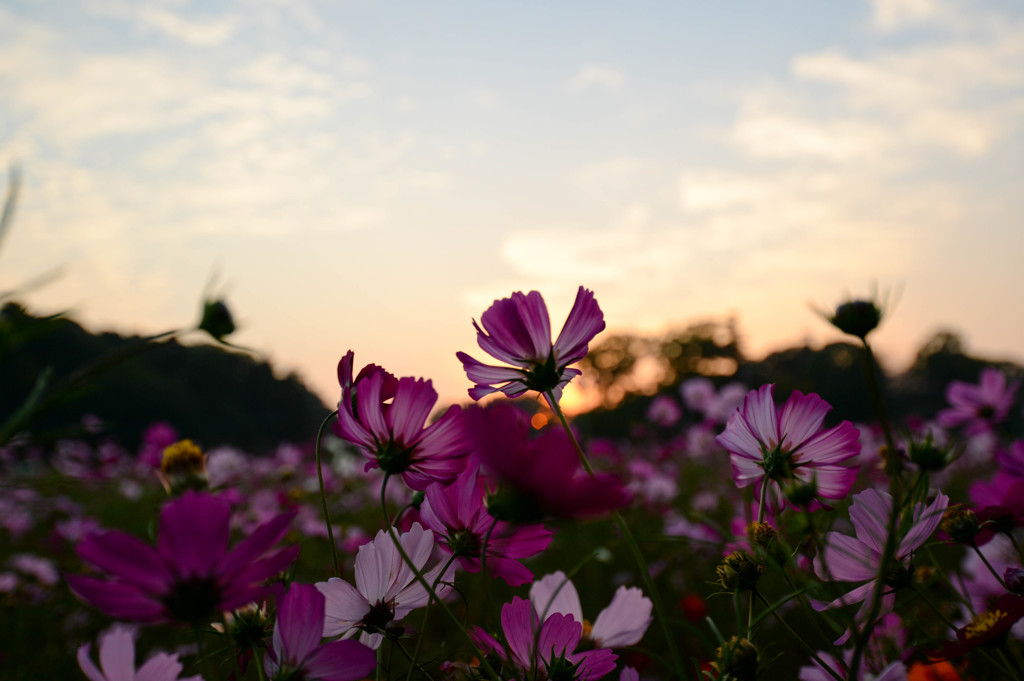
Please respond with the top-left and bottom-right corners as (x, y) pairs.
(568, 64), (625, 92)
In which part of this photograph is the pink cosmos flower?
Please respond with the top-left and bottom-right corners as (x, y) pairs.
(472, 596), (618, 681)
(797, 652), (906, 681)
(67, 491), (298, 625)
(937, 367), (1019, 435)
(813, 488), (949, 644)
(265, 583), (377, 681)
(466, 403), (631, 521)
(78, 624), (203, 681)
(335, 350), (467, 491)
(529, 571), (652, 648)
(420, 463), (553, 586)
(315, 523), (454, 649)
(715, 385), (861, 510)
(456, 286), (605, 405)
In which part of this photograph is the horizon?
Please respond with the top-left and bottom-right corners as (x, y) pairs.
(3, 0), (1023, 414)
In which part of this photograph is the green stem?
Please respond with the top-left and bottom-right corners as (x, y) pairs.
(315, 409), (341, 578)
(410, 552), (459, 679)
(379, 475), (501, 681)
(253, 647), (268, 681)
(547, 391), (687, 681)
(754, 591), (845, 681)
(971, 542), (1009, 590)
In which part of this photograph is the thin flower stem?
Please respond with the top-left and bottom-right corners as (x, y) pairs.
(379, 475), (502, 681)
(756, 475), (769, 525)
(315, 409), (341, 578)
(253, 647), (268, 681)
(410, 552), (459, 680)
(754, 591), (845, 681)
(547, 391), (687, 681)
(1008, 532), (1024, 564)
(970, 542), (1009, 590)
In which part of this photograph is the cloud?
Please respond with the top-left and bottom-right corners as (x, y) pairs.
(568, 64), (625, 92)
(870, 0), (942, 30)
(86, 1), (237, 46)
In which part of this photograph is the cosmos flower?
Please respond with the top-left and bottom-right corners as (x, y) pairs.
(797, 653), (906, 681)
(420, 463), (553, 587)
(456, 286), (605, 405)
(715, 384), (861, 510)
(466, 403), (630, 522)
(78, 625), (203, 681)
(67, 491), (298, 625)
(934, 593), (1024, 660)
(472, 596), (618, 681)
(937, 368), (1019, 435)
(315, 523), (454, 649)
(529, 570), (652, 648)
(813, 488), (949, 644)
(265, 583), (377, 681)
(335, 350), (468, 491)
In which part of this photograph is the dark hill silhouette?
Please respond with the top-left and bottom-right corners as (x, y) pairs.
(1, 302), (330, 453)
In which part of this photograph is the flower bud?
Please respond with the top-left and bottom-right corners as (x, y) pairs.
(712, 636), (759, 681)
(828, 299), (882, 340)
(909, 434), (953, 472)
(784, 478), (818, 508)
(199, 299), (235, 341)
(158, 439), (208, 495)
(1005, 567), (1024, 596)
(716, 551), (762, 592)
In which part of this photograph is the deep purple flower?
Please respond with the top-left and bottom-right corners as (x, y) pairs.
(78, 625), (203, 681)
(421, 463), (553, 586)
(316, 523), (454, 649)
(530, 571), (652, 648)
(335, 350), (467, 491)
(67, 491), (298, 625)
(265, 583), (377, 681)
(456, 286), (605, 405)
(472, 596), (618, 681)
(467, 403), (630, 521)
(813, 488), (949, 644)
(716, 385), (860, 510)
(934, 593), (1024, 660)
(937, 368), (1019, 435)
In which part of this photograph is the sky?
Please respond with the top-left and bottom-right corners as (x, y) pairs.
(2, 0), (1023, 413)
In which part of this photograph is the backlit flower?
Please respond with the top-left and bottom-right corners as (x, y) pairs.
(335, 350), (468, 491)
(78, 625), (203, 681)
(529, 570), (652, 648)
(67, 491), (298, 625)
(472, 596), (617, 681)
(456, 286), (605, 405)
(937, 368), (1019, 435)
(716, 384), (860, 510)
(316, 523), (454, 649)
(421, 463), (553, 586)
(265, 583), (377, 681)
(813, 488), (949, 644)
(466, 403), (630, 522)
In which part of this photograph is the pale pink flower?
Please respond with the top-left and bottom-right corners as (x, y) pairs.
(529, 570), (652, 648)
(938, 367), (1019, 435)
(78, 625), (202, 681)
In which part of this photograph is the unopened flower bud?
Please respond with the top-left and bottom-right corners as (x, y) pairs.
(712, 636), (759, 681)
(1005, 567), (1024, 596)
(942, 505), (980, 544)
(747, 521), (786, 564)
(409, 491), (425, 510)
(909, 435), (953, 472)
(829, 299), (882, 340)
(199, 299), (236, 341)
(784, 478), (818, 508)
(158, 439), (208, 495)
(716, 551), (762, 592)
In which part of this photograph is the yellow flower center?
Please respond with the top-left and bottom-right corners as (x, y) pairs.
(965, 609), (1005, 639)
(581, 618), (593, 641)
(161, 439), (204, 474)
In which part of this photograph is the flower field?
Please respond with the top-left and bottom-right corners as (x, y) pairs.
(2, 288), (1024, 681)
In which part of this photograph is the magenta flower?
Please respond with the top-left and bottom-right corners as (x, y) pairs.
(78, 625), (203, 681)
(456, 286), (605, 405)
(529, 571), (652, 648)
(315, 523), (454, 649)
(335, 350), (467, 491)
(472, 596), (618, 681)
(67, 491), (298, 625)
(715, 385), (860, 510)
(938, 367), (1019, 435)
(813, 488), (949, 644)
(421, 463), (553, 586)
(265, 583), (377, 681)
(467, 403), (630, 521)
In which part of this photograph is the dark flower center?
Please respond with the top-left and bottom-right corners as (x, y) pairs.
(523, 352), (562, 393)
(977, 404), (996, 420)
(760, 443), (793, 482)
(362, 600), (395, 633)
(447, 529), (484, 558)
(163, 577), (222, 625)
(376, 439), (415, 475)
